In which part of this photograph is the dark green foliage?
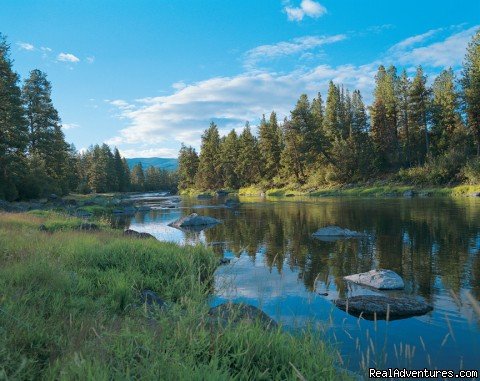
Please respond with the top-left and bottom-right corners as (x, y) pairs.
(178, 144), (199, 190)
(195, 122), (222, 190)
(130, 162), (145, 191)
(0, 34), (28, 200)
(461, 29), (480, 155)
(220, 129), (240, 189)
(236, 123), (261, 186)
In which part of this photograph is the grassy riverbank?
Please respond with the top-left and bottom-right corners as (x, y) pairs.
(232, 183), (480, 198)
(0, 211), (342, 380)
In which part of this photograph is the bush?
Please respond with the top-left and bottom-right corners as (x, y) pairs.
(461, 157), (480, 184)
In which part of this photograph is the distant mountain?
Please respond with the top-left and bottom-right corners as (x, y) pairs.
(126, 157), (178, 171)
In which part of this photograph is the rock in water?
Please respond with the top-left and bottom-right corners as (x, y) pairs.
(168, 213), (221, 228)
(334, 295), (433, 320)
(123, 229), (155, 239)
(344, 269), (405, 290)
(208, 302), (277, 329)
(312, 225), (363, 241)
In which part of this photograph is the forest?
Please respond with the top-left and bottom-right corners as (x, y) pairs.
(0, 33), (176, 201)
(178, 30), (480, 192)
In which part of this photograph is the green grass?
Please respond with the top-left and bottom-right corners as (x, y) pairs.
(0, 212), (342, 380)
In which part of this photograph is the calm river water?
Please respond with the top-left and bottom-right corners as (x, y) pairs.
(121, 195), (480, 376)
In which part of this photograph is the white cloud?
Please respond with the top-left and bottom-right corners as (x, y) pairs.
(389, 26), (479, 67)
(244, 34), (346, 68)
(17, 42), (35, 51)
(285, 0), (327, 22)
(57, 52), (80, 63)
(86, 56), (95, 64)
(119, 148), (179, 158)
(62, 123), (79, 130)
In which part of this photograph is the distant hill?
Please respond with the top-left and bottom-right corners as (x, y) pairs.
(126, 157), (178, 171)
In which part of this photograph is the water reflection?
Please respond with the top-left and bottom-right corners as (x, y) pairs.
(121, 196), (480, 374)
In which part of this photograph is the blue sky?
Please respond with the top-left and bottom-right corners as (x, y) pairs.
(1, 0), (479, 157)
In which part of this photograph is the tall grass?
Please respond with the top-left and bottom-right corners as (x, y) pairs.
(0, 212), (342, 380)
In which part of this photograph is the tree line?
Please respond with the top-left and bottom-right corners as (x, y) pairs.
(178, 30), (480, 190)
(0, 33), (176, 200)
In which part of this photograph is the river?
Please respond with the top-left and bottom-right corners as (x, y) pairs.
(119, 195), (480, 376)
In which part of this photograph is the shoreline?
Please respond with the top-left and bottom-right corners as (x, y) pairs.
(181, 184), (480, 198)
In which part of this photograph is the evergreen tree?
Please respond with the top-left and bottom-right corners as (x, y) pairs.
(178, 144), (199, 190)
(236, 122), (261, 186)
(324, 81), (342, 141)
(114, 148), (128, 191)
(258, 113), (282, 182)
(130, 163), (145, 192)
(398, 69), (412, 165)
(431, 69), (462, 155)
(22, 69), (70, 195)
(408, 66), (430, 164)
(145, 166), (161, 191)
(370, 65), (399, 169)
(0, 34), (28, 200)
(220, 129), (239, 188)
(461, 29), (480, 155)
(196, 122), (222, 190)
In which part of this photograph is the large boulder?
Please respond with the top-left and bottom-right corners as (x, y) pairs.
(312, 225), (363, 241)
(123, 229), (155, 239)
(168, 213), (220, 229)
(344, 269), (404, 290)
(208, 302), (277, 329)
(334, 295), (433, 320)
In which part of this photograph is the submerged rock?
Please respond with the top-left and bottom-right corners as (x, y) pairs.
(208, 302), (277, 329)
(312, 225), (363, 241)
(344, 269), (405, 290)
(334, 295), (433, 320)
(225, 199), (240, 208)
(168, 213), (221, 229)
(218, 258), (231, 265)
(123, 229), (155, 239)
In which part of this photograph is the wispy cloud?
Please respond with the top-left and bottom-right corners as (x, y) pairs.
(17, 42), (35, 51)
(57, 52), (80, 63)
(244, 34), (346, 69)
(86, 56), (95, 64)
(389, 25), (479, 67)
(284, 0), (327, 22)
(62, 123), (79, 130)
(119, 147), (179, 158)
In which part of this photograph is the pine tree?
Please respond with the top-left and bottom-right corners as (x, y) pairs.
(130, 163), (145, 192)
(22, 69), (70, 195)
(324, 81), (342, 141)
(196, 122), (222, 190)
(370, 65), (399, 169)
(0, 34), (28, 200)
(114, 148), (128, 191)
(431, 69), (461, 155)
(236, 122), (261, 186)
(461, 29), (480, 155)
(178, 144), (199, 190)
(398, 69), (412, 165)
(145, 166), (161, 191)
(220, 129), (239, 188)
(408, 66), (430, 164)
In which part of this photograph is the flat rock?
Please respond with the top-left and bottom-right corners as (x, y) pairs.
(344, 269), (404, 290)
(123, 229), (155, 239)
(334, 295), (433, 320)
(208, 302), (277, 329)
(312, 225), (363, 241)
(168, 213), (221, 229)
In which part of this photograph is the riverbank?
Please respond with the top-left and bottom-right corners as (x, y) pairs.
(0, 211), (343, 380)
(181, 183), (480, 198)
